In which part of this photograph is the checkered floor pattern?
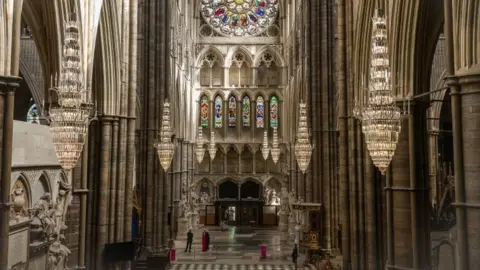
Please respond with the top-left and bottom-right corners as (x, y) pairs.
(171, 264), (314, 270)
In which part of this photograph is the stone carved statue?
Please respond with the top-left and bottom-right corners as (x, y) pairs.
(47, 179), (73, 270)
(32, 193), (56, 238)
(279, 187), (290, 215)
(11, 185), (28, 219)
(178, 179), (201, 231)
(200, 192), (211, 205)
(288, 189), (297, 222)
(263, 188), (272, 204)
(31, 177), (72, 270)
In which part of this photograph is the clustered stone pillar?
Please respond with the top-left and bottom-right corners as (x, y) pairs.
(386, 102), (430, 270)
(135, 0), (171, 253)
(336, 0), (352, 268)
(0, 76), (22, 270)
(0, 1), (23, 268)
(447, 72), (480, 270)
(443, 0), (480, 268)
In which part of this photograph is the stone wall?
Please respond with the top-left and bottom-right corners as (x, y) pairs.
(9, 121), (77, 267)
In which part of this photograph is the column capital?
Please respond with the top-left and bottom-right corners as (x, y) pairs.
(445, 68), (480, 86)
(0, 76), (22, 93)
(99, 115), (115, 122)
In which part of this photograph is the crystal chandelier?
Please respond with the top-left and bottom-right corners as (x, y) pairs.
(271, 127), (280, 164)
(195, 126), (205, 163)
(294, 102), (313, 173)
(208, 132), (217, 160)
(261, 130), (270, 160)
(353, 9), (403, 175)
(154, 102), (175, 171)
(49, 19), (92, 171)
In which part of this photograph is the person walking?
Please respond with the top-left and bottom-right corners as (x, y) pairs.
(292, 244), (298, 270)
(185, 229), (193, 252)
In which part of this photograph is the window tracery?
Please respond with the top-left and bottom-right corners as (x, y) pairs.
(257, 52), (279, 87)
(200, 52), (223, 87)
(27, 104), (40, 124)
(256, 96), (265, 128)
(214, 95), (223, 128)
(201, 0), (279, 37)
(228, 96), (237, 127)
(242, 96), (251, 126)
(200, 95), (209, 128)
(229, 52), (251, 87)
(270, 95), (279, 127)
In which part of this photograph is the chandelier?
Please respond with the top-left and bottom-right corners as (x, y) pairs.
(195, 126), (205, 163)
(353, 9), (403, 175)
(271, 127), (280, 163)
(208, 132), (217, 160)
(294, 102), (313, 173)
(154, 102), (175, 171)
(49, 19), (92, 171)
(261, 131), (270, 160)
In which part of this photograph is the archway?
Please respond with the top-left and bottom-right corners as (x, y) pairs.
(218, 180), (238, 199)
(240, 180), (261, 199)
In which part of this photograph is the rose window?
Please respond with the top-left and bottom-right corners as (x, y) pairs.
(201, 0), (279, 37)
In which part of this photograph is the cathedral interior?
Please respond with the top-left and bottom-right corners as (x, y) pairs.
(0, 0), (479, 270)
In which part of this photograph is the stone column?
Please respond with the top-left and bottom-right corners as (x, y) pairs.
(224, 99), (228, 138)
(237, 99), (242, 138)
(109, 117), (119, 243)
(76, 132), (89, 270)
(336, 0), (351, 267)
(447, 73), (480, 269)
(386, 103), (430, 270)
(443, 1), (480, 268)
(252, 99), (256, 138)
(96, 116), (113, 269)
(0, 76), (21, 270)
(428, 129), (440, 205)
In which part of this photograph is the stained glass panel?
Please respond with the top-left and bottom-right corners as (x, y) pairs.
(201, 0), (279, 37)
(242, 96), (250, 126)
(228, 96), (237, 127)
(270, 95), (279, 127)
(214, 96), (223, 128)
(200, 96), (209, 128)
(27, 104), (40, 124)
(256, 96), (264, 128)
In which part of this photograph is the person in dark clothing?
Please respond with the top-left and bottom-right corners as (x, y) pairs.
(205, 230), (210, 250)
(292, 244), (298, 269)
(185, 229), (193, 252)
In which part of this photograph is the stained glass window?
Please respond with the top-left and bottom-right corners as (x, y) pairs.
(200, 96), (209, 128)
(214, 96), (223, 128)
(256, 96), (264, 128)
(228, 96), (237, 127)
(27, 104), (40, 124)
(201, 0), (279, 37)
(242, 96), (250, 127)
(270, 95), (279, 127)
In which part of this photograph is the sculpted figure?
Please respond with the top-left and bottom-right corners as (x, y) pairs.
(264, 188), (272, 204)
(33, 193), (56, 238)
(11, 187), (27, 218)
(279, 187), (290, 214)
(271, 190), (280, 205)
(48, 237), (71, 270)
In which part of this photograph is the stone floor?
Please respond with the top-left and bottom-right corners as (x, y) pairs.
(173, 226), (298, 263)
(171, 263), (316, 270)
